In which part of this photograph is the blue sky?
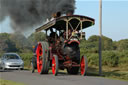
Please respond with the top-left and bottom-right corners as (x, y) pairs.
(0, 0), (128, 41)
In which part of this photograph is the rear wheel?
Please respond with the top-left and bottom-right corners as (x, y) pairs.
(20, 68), (24, 70)
(52, 55), (58, 76)
(36, 42), (49, 74)
(43, 42), (50, 73)
(80, 56), (88, 76)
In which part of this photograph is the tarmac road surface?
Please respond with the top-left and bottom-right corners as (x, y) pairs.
(0, 70), (128, 85)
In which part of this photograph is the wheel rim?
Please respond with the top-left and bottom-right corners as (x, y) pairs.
(36, 43), (43, 73)
(52, 57), (56, 75)
(81, 56), (85, 75)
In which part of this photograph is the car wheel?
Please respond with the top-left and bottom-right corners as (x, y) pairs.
(20, 68), (24, 70)
(2, 66), (5, 71)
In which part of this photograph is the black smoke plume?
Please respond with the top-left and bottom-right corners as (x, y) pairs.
(0, 0), (75, 33)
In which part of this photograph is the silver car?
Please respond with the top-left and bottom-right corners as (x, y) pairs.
(0, 53), (24, 70)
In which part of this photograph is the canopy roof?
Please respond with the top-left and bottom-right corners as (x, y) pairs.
(36, 15), (95, 32)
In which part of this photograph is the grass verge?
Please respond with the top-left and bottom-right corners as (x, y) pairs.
(87, 66), (128, 81)
(26, 65), (128, 81)
(0, 79), (25, 85)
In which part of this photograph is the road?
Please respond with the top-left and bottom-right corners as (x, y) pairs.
(0, 70), (128, 85)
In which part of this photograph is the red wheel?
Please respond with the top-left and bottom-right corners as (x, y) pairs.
(80, 56), (88, 76)
(52, 55), (58, 76)
(36, 42), (49, 74)
(43, 42), (50, 73)
(36, 43), (43, 73)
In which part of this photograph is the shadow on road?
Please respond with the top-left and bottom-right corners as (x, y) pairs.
(0, 68), (29, 72)
(0, 69), (14, 72)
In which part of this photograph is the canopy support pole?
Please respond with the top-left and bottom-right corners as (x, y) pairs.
(66, 21), (68, 39)
(80, 21), (83, 39)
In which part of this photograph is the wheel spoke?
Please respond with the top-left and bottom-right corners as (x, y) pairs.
(39, 60), (42, 64)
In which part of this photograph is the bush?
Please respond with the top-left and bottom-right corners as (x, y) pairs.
(116, 39), (128, 51)
(119, 57), (128, 66)
(81, 50), (119, 67)
(117, 50), (128, 67)
(19, 53), (33, 67)
(80, 47), (87, 57)
(117, 50), (128, 58)
(81, 48), (128, 67)
(87, 53), (99, 66)
(102, 51), (119, 67)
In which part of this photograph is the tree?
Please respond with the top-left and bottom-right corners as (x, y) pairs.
(80, 35), (113, 53)
(9, 33), (32, 52)
(102, 36), (113, 50)
(116, 39), (128, 51)
(28, 32), (46, 45)
(0, 33), (12, 52)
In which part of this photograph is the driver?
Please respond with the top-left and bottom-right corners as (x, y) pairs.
(49, 28), (58, 44)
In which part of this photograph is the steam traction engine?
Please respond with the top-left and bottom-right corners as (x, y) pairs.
(31, 15), (95, 76)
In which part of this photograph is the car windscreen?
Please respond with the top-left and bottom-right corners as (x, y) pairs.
(5, 54), (20, 59)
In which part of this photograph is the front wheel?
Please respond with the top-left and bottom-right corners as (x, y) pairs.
(2, 67), (5, 71)
(36, 42), (49, 74)
(52, 55), (58, 76)
(2, 64), (6, 71)
(80, 56), (88, 76)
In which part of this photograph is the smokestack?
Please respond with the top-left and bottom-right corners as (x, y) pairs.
(0, 0), (76, 33)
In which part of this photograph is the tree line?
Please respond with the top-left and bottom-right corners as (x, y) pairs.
(0, 32), (45, 53)
(0, 32), (128, 67)
(0, 32), (128, 53)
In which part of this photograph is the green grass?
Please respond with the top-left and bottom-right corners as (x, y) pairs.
(0, 79), (25, 85)
(26, 65), (128, 81)
(87, 66), (128, 81)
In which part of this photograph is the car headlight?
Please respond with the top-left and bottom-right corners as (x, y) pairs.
(4, 62), (10, 65)
(21, 62), (24, 65)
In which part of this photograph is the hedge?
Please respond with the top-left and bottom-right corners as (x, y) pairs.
(0, 50), (128, 68)
(19, 53), (33, 67)
(102, 51), (119, 67)
(80, 50), (128, 67)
